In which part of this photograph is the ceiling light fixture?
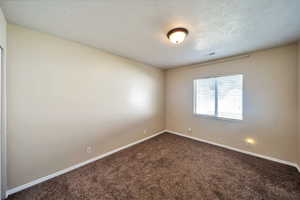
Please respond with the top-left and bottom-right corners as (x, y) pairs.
(167, 27), (188, 44)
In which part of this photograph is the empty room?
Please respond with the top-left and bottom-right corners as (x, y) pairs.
(0, 0), (300, 199)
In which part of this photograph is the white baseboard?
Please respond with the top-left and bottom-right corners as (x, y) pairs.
(6, 130), (165, 197)
(296, 164), (300, 173)
(166, 130), (300, 172)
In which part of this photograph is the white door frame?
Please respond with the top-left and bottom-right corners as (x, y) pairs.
(0, 45), (7, 199)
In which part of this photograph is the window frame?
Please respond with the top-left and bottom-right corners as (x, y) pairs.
(193, 74), (244, 121)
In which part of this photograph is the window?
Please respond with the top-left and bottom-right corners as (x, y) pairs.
(194, 74), (243, 120)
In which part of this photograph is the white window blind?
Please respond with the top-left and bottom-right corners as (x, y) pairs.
(194, 78), (215, 116)
(194, 74), (243, 120)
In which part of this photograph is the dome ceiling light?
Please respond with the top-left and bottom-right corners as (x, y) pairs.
(167, 27), (188, 44)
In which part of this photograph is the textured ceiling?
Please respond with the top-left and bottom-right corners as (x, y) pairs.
(1, 0), (300, 68)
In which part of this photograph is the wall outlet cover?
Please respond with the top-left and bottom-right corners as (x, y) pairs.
(86, 146), (92, 153)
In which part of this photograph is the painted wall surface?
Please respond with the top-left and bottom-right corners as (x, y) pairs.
(166, 44), (298, 163)
(0, 8), (7, 198)
(298, 41), (300, 167)
(7, 24), (165, 189)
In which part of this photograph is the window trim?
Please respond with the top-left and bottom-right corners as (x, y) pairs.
(193, 74), (244, 121)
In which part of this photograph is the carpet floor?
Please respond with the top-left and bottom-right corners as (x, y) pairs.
(8, 133), (300, 200)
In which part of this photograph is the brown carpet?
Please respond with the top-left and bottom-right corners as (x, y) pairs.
(8, 133), (300, 200)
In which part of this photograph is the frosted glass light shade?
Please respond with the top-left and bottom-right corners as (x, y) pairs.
(167, 28), (188, 44)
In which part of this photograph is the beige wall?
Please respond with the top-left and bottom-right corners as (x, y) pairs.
(0, 8), (7, 198)
(7, 24), (164, 189)
(166, 44), (298, 163)
(298, 41), (300, 166)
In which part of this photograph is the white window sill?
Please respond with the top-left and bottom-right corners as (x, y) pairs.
(193, 113), (243, 122)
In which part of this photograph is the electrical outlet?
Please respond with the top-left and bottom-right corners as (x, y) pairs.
(144, 129), (147, 134)
(188, 128), (192, 132)
(86, 146), (92, 154)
